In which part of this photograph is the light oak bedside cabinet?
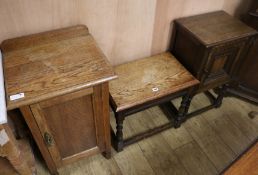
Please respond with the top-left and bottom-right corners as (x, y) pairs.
(1, 25), (117, 174)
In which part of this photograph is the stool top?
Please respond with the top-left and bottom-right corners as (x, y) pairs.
(1, 25), (117, 110)
(109, 52), (199, 112)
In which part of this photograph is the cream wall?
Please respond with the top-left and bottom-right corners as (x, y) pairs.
(0, 0), (251, 65)
(151, 0), (225, 55)
(223, 0), (253, 17)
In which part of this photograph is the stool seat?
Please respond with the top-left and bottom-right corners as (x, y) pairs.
(110, 52), (199, 112)
(109, 52), (199, 152)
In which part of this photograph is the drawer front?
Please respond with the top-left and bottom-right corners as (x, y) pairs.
(202, 39), (248, 85)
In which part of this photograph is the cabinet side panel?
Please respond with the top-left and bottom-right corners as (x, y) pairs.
(172, 25), (202, 77)
(42, 95), (97, 159)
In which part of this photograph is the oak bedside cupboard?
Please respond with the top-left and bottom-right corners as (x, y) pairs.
(172, 11), (257, 94)
(1, 25), (117, 175)
(169, 11), (258, 124)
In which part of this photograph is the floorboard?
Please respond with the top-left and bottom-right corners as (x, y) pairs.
(193, 94), (252, 155)
(113, 144), (155, 175)
(174, 141), (218, 175)
(148, 107), (194, 150)
(221, 98), (258, 141)
(138, 134), (188, 175)
(32, 94), (258, 175)
(184, 115), (236, 172)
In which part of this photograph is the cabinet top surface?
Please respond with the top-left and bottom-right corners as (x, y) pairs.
(1, 25), (117, 110)
(109, 52), (199, 112)
(176, 11), (257, 45)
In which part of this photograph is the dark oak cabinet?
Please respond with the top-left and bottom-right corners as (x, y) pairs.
(172, 11), (257, 93)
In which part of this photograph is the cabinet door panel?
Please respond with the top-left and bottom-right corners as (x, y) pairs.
(30, 103), (62, 167)
(42, 95), (97, 158)
(30, 87), (103, 167)
(210, 55), (227, 73)
(203, 40), (247, 84)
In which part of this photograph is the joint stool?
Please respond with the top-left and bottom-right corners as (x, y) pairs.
(109, 52), (199, 151)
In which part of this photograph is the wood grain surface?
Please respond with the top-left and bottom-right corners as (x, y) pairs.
(148, 106), (193, 150)
(109, 52), (199, 112)
(184, 115), (235, 171)
(174, 141), (218, 175)
(20, 83), (112, 173)
(41, 95), (97, 159)
(138, 134), (188, 175)
(194, 94), (251, 155)
(1, 25), (117, 110)
(113, 144), (155, 175)
(176, 11), (257, 46)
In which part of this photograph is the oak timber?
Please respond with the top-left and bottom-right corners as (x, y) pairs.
(2, 26), (116, 174)
(172, 11), (258, 126)
(174, 141), (218, 175)
(176, 11), (257, 46)
(109, 52), (199, 112)
(1, 25), (117, 110)
(109, 52), (199, 151)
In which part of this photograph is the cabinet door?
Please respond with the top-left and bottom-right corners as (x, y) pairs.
(29, 84), (109, 167)
(202, 39), (248, 85)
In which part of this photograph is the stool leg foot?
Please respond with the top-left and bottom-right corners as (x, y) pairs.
(102, 150), (111, 159)
(214, 85), (227, 108)
(115, 114), (125, 152)
(175, 94), (193, 128)
(174, 121), (182, 128)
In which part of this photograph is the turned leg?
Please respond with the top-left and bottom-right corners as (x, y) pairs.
(214, 84), (227, 108)
(175, 94), (193, 128)
(115, 113), (125, 152)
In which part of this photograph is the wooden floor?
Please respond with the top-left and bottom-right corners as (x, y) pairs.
(36, 93), (258, 175)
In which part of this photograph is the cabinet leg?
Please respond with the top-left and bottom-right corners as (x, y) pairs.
(102, 151), (111, 159)
(115, 113), (125, 152)
(175, 94), (193, 128)
(214, 85), (227, 108)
